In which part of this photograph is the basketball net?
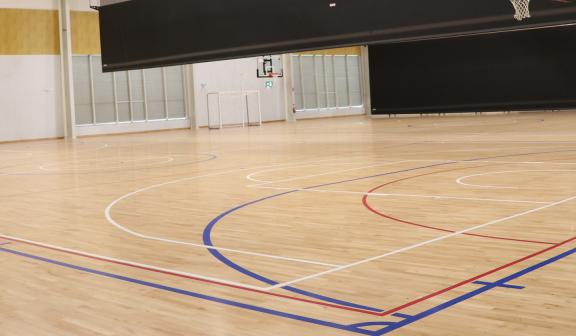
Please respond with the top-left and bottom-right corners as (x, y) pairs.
(510, 0), (531, 21)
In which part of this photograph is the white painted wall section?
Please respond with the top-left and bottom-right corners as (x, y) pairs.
(0, 56), (64, 142)
(193, 57), (286, 127)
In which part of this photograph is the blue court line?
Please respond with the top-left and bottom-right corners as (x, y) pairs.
(349, 321), (395, 329)
(392, 313), (413, 319)
(374, 247), (576, 335)
(202, 162), (456, 313)
(0, 246), (373, 336)
(1, 245), (574, 335)
(202, 149), (576, 314)
(473, 280), (525, 290)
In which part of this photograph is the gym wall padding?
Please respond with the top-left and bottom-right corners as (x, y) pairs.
(0, 8), (100, 55)
(0, 8), (59, 55)
(369, 25), (576, 115)
(71, 11), (101, 55)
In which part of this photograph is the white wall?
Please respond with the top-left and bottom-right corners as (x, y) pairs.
(0, 1), (95, 142)
(295, 106), (365, 120)
(76, 119), (191, 136)
(0, 56), (64, 142)
(193, 57), (286, 127)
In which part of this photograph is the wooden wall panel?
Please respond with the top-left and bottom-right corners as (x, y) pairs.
(296, 46), (361, 56)
(71, 11), (101, 55)
(0, 8), (59, 55)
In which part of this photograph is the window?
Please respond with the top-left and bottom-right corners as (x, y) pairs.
(292, 54), (363, 111)
(73, 55), (187, 125)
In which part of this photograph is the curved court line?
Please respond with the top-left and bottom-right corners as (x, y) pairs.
(104, 159), (365, 267)
(253, 185), (551, 205)
(245, 160), (362, 184)
(2, 234), (574, 336)
(438, 145), (576, 153)
(457, 169), (576, 189)
(246, 161), (410, 186)
(103, 148), (576, 313)
(362, 166), (558, 245)
(105, 179), (338, 267)
(1, 153), (218, 176)
(0, 149), (35, 156)
(268, 195), (576, 290)
(39, 156), (175, 172)
(0, 143), (110, 157)
(202, 161), (462, 312)
(202, 149), (576, 308)
(201, 191), (386, 313)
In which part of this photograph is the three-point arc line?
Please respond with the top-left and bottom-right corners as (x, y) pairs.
(1, 148), (575, 325)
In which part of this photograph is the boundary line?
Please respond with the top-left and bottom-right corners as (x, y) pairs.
(201, 149), (576, 308)
(1, 240), (574, 335)
(246, 161), (408, 186)
(39, 156), (176, 172)
(0, 245), (375, 336)
(376, 235), (576, 318)
(267, 195), (576, 290)
(0, 233), (377, 315)
(374, 246), (576, 335)
(0, 233), (264, 290)
(361, 165), (558, 245)
(254, 185), (551, 205)
(457, 169), (576, 189)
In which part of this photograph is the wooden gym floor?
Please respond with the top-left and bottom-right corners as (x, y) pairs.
(0, 112), (575, 336)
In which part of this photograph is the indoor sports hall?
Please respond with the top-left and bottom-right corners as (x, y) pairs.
(0, 1), (575, 335)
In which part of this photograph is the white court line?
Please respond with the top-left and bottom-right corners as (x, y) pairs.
(244, 157), (366, 184)
(246, 162), (360, 184)
(457, 170), (576, 189)
(39, 156), (175, 172)
(266, 195), (576, 290)
(0, 150), (34, 156)
(403, 159), (576, 165)
(0, 233), (267, 291)
(439, 146), (561, 153)
(105, 159), (353, 268)
(252, 185), (551, 205)
(247, 161), (409, 186)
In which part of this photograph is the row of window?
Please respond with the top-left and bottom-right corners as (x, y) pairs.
(292, 55), (363, 111)
(73, 56), (187, 125)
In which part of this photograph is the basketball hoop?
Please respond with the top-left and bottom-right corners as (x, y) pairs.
(510, 0), (531, 21)
(257, 56), (284, 78)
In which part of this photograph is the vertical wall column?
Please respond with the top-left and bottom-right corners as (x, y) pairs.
(360, 45), (372, 116)
(281, 54), (296, 122)
(58, 0), (76, 138)
(184, 64), (197, 129)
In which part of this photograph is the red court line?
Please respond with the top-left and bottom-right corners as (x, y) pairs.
(362, 165), (557, 245)
(378, 235), (576, 317)
(0, 163), (567, 317)
(0, 234), (381, 316)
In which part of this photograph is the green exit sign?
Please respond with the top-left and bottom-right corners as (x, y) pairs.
(265, 81), (274, 88)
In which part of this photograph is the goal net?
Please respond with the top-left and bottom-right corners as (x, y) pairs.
(207, 91), (262, 129)
(510, 0), (531, 21)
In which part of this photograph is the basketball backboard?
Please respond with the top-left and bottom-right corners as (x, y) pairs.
(256, 56), (284, 78)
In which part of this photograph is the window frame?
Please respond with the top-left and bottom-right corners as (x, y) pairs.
(73, 54), (189, 126)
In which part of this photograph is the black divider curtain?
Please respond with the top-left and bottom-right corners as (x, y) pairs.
(369, 25), (576, 115)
